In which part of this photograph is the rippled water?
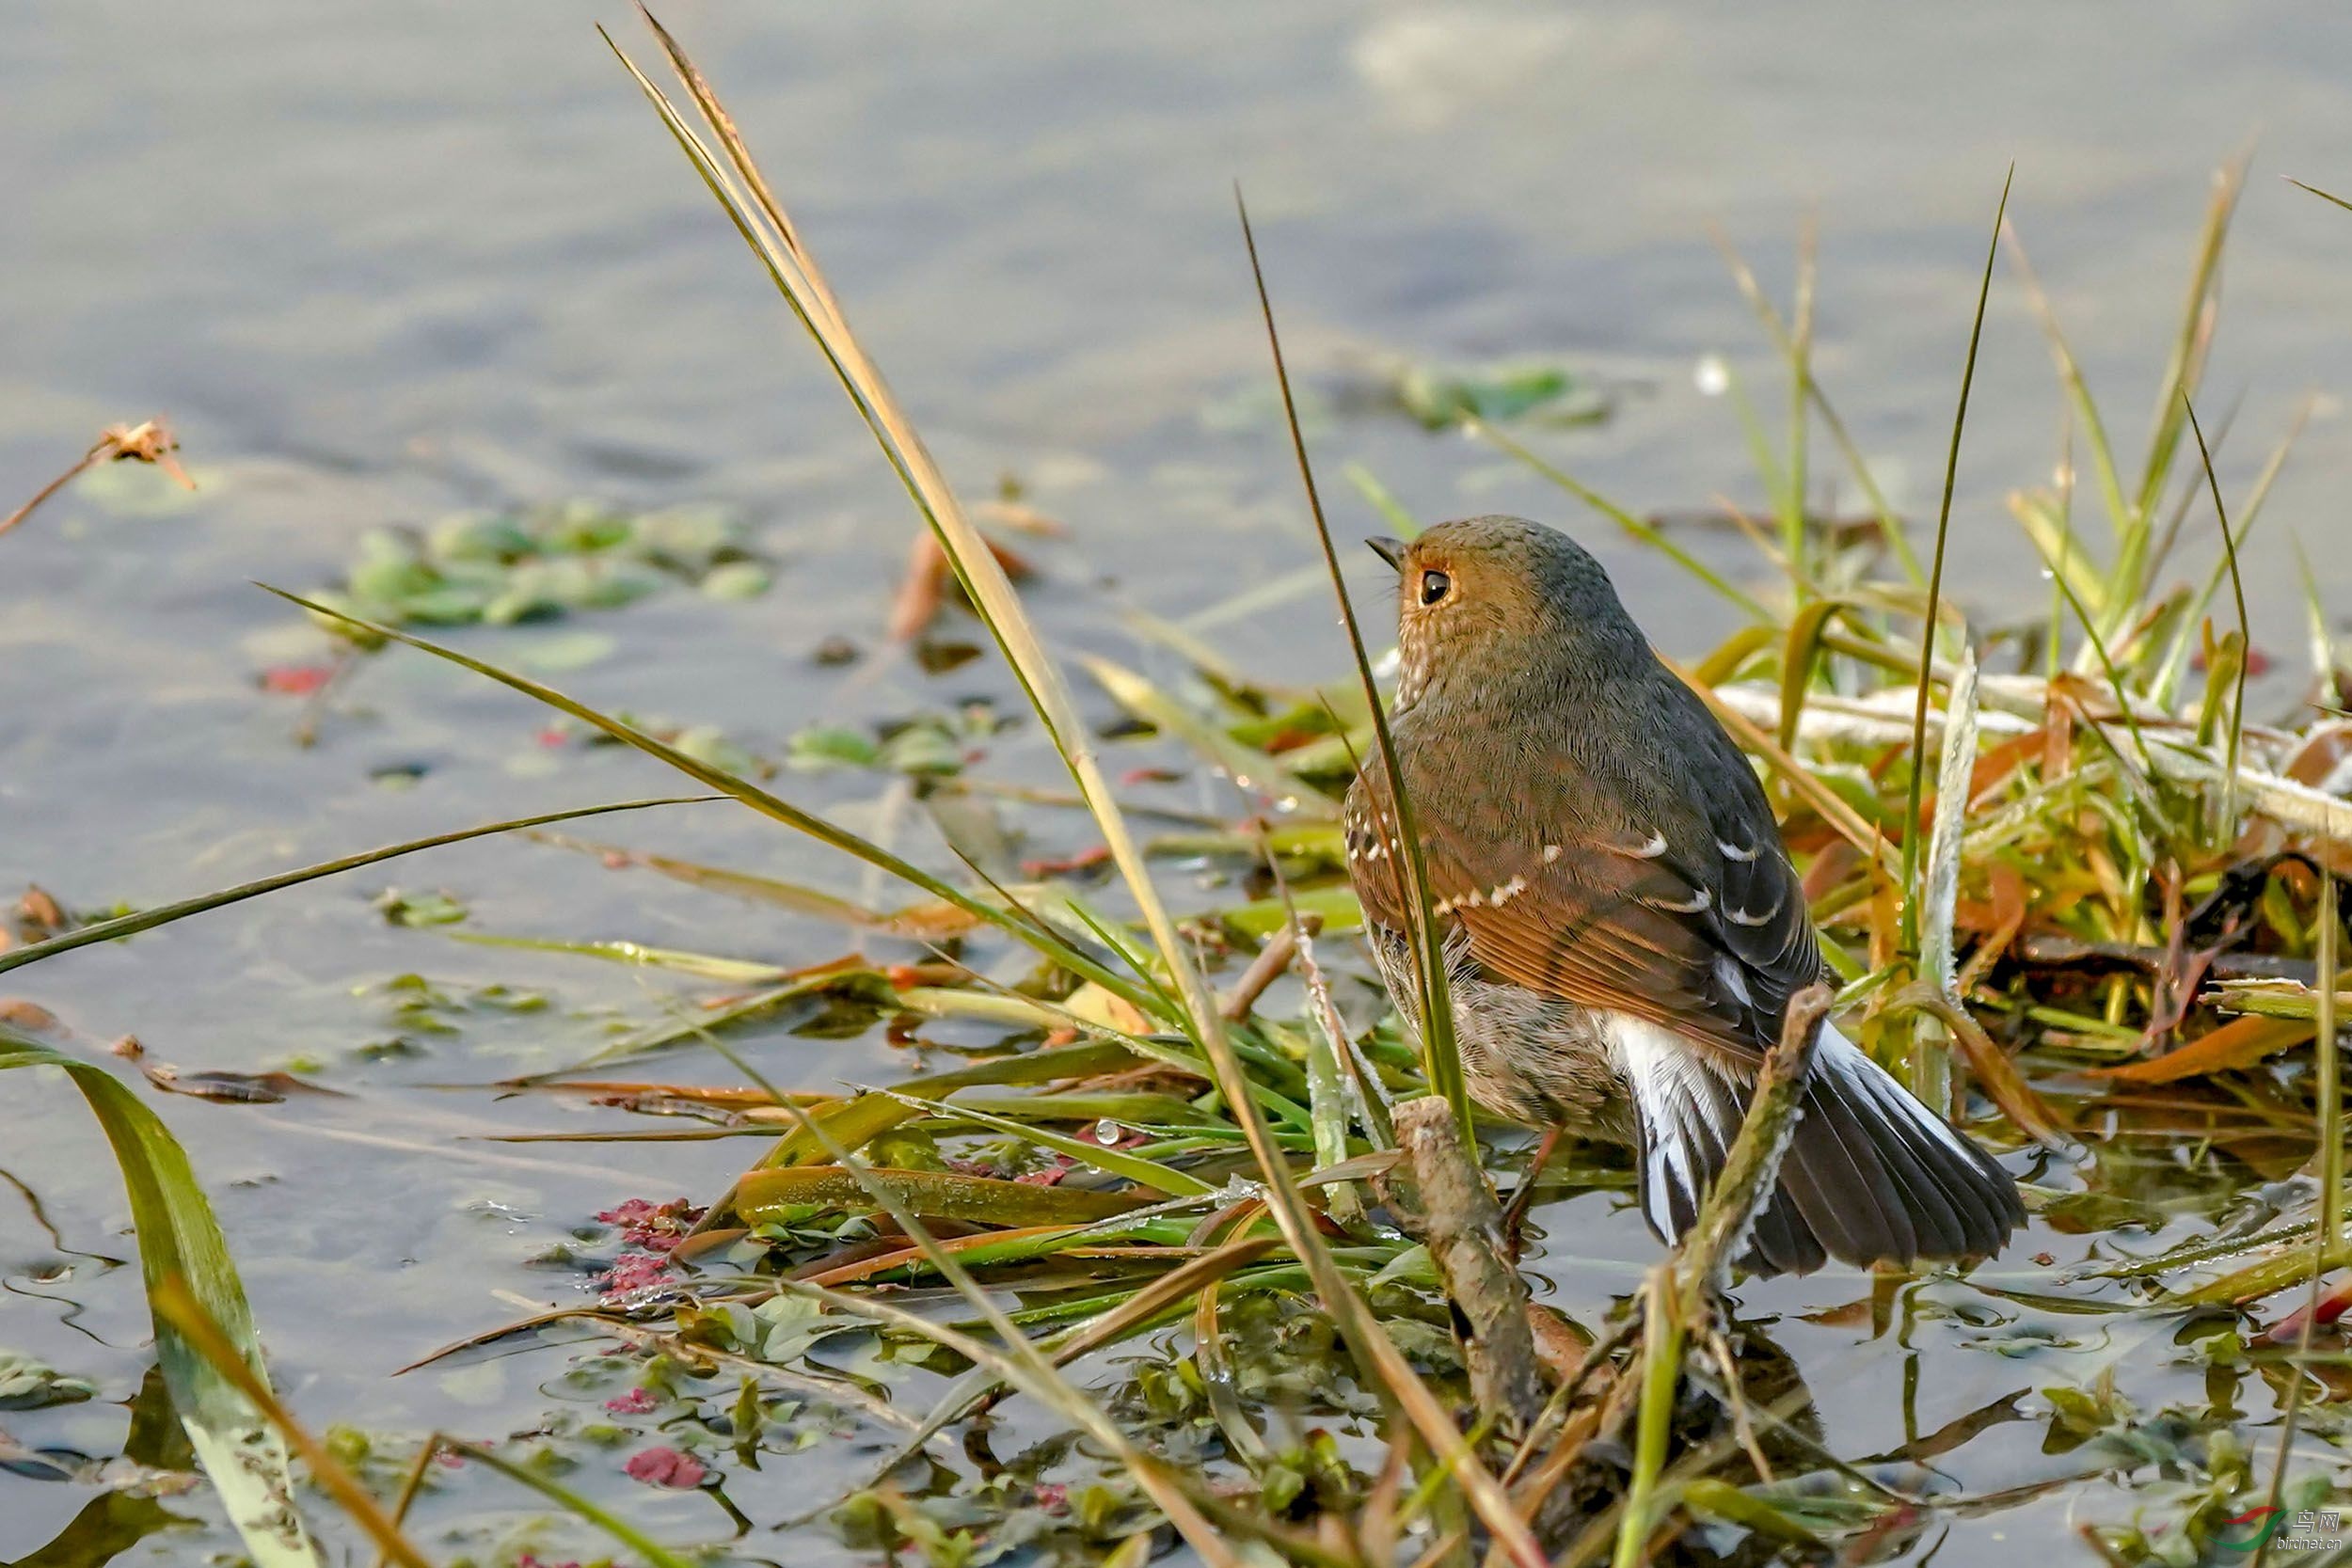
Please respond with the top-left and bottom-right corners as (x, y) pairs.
(6, 4), (2350, 1562)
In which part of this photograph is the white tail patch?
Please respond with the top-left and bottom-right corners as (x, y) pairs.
(1613, 1013), (2018, 1273)
(1611, 1013), (2001, 1260)
(1606, 1013), (1753, 1243)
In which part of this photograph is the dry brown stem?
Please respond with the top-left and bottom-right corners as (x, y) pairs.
(1380, 1095), (1547, 1433)
(0, 418), (192, 541)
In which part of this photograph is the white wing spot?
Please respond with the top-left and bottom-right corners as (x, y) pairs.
(1725, 896), (1780, 927)
(1541, 843), (1565, 863)
(1633, 831), (1669, 859)
(1489, 874), (1529, 906)
(1719, 838), (1759, 863)
(1649, 888), (1711, 915)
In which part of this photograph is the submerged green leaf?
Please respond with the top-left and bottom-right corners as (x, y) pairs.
(1388, 358), (1607, 431)
(317, 501), (770, 630)
(0, 1351), (97, 1411)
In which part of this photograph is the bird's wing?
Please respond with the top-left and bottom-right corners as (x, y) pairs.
(1345, 723), (1820, 1064)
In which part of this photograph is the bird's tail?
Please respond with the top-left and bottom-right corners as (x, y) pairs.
(1620, 1018), (2024, 1276)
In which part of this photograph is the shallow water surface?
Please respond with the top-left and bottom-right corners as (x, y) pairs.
(6, 4), (2352, 1563)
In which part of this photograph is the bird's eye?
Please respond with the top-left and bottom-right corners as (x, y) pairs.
(1419, 569), (1452, 606)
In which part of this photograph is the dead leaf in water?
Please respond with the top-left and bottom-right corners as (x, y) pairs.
(0, 998), (62, 1035)
(887, 531), (1034, 641)
(141, 1065), (347, 1104)
(2090, 1014), (2315, 1084)
(1060, 981), (1153, 1037)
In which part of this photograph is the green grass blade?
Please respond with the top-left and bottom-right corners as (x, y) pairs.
(1713, 226), (1923, 585)
(2318, 862), (2343, 1312)
(1718, 358), (1788, 544)
(866, 1085), (1219, 1196)
(452, 931), (792, 982)
(608, 20), (1208, 1037)
(1076, 651), (1339, 817)
(1783, 214), (1818, 582)
(0, 1032), (325, 1568)
(2182, 392), (2250, 834)
(1613, 1271), (1683, 1568)
(1776, 597), (1851, 754)
(510, 973), (854, 1085)
(1899, 166), (2010, 956)
(2152, 397), (2311, 703)
(438, 1439), (698, 1568)
(525, 831), (981, 936)
(2008, 486), (2111, 628)
(2290, 535), (2344, 705)
(0, 795), (717, 978)
(262, 586), (1158, 1018)
(1344, 462), (1422, 539)
(2003, 221), (2130, 556)
(2140, 389), (2240, 589)
(2019, 532), (2161, 778)
(597, 23), (1063, 743)
(2130, 158), (2243, 549)
(1234, 192), (1470, 1144)
(2286, 174), (2352, 214)
(1233, 205), (1553, 1564)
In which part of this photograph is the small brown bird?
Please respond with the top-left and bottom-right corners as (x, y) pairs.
(1345, 515), (2023, 1275)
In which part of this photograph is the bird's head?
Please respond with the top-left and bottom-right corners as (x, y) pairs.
(1367, 515), (1643, 710)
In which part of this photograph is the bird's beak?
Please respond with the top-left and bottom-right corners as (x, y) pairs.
(1366, 536), (1406, 572)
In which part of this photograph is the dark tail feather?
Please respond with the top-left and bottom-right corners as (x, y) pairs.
(1777, 1023), (2025, 1269)
(1620, 1019), (2022, 1277)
